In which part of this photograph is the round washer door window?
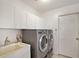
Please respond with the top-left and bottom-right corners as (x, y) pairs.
(39, 34), (48, 53)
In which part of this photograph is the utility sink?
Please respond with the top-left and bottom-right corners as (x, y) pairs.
(0, 42), (31, 58)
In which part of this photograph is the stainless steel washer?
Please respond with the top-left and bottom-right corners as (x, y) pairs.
(22, 29), (49, 58)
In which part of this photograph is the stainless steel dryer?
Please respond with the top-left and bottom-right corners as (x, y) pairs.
(48, 30), (53, 52)
(46, 30), (53, 58)
(22, 29), (49, 58)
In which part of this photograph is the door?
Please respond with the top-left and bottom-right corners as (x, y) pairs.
(39, 34), (48, 53)
(58, 13), (79, 57)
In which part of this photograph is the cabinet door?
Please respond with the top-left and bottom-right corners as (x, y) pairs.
(26, 13), (44, 29)
(36, 17), (44, 29)
(14, 7), (27, 29)
(0, 0), (14, 28)
(26, 13), (37, 29)
(15, 8), (37, 29)
(15, 9), (44, 29)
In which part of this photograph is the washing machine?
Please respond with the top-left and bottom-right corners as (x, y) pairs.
(48, 30), (53, 51)
(22, 29), (49, 58)
(45, 30), (53, 58)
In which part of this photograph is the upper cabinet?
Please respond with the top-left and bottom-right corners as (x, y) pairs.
(26, 13), (39, 29)
(0, 0), (45, 29)
(25, 13), (45, 29)
(35, 15), (44, 29)
(15, 8), (44, 29)
(0, 0), (15, 28)
(14, 7), (27, 29)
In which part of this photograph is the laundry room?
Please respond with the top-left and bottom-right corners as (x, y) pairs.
(0, 0), (79, 58)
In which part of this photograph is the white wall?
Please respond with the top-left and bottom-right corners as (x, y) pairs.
(42, 3), (79, 54)
(0, 29), (22, 47)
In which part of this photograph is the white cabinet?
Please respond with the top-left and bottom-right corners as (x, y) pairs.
(14, 7), (27, 29)
(0, 0), (15, 28)
(15, 7), (37, 29)
(0, 0), (44, 29)
(26, 13), (37, 29)
(35, 16), (44, 29)
(26, 13), (44, 29)
(15, 9), (44, 29)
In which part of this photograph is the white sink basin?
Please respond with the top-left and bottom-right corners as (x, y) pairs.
(0, 42), (31, 58)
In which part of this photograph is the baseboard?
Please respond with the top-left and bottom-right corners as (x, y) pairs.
(58, 54), (72, 58)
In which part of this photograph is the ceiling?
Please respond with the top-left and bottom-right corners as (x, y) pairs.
(22, 0), (79, 13)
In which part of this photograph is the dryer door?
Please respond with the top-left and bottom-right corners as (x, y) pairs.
(39, 34), (48, 53)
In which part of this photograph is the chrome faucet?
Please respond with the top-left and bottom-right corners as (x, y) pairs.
(4, 36), (10, 46)
(16, 34), (22, 42)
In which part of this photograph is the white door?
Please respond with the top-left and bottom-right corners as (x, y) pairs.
(39, 34), (48, 53)
(58, 13), (79, 58)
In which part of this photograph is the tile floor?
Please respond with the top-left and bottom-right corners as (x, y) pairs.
(52, 54), (72, 58)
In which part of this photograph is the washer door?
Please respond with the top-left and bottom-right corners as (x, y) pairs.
(39, 34), (48, 53)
